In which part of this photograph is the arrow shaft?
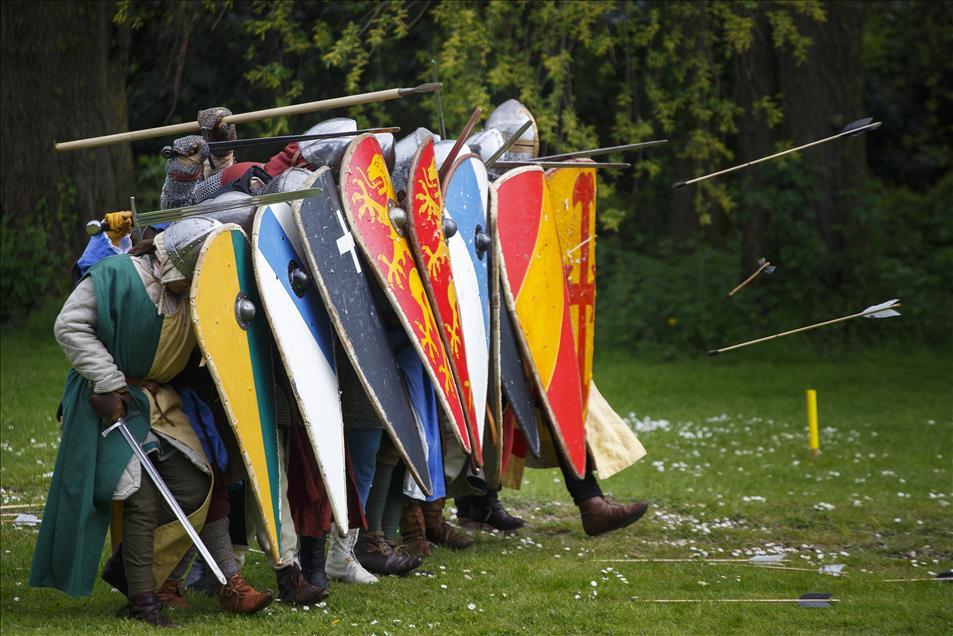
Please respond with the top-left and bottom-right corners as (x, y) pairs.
(645, 598), (838, 604)
(54, 84), (441, 152)
(711, 303), (901, 355)
(484, 120), (533, 169)
(680, 122), (879, 187)
(727, 261), (770, 297)
(205, 127), (400, 152)
(537, 140), (668, 161)
(493, 160), (629, 169)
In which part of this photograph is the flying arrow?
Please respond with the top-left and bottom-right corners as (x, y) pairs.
(727, 257), (776, 298)
(674, 117), (882, 188)
(708, 299), (901, 356)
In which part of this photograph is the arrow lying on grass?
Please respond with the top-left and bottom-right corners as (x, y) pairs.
(708, 299), (901, 356)
(878, 570), (953, 583)
(727, 258), (776, 298)
(674, 117), (882, 188)
(641, 592), (837, 608)
(600, 555), (786, 564)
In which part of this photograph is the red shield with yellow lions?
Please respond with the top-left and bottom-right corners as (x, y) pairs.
(405, 138), (482, 464)
(339, 134), (470, 454)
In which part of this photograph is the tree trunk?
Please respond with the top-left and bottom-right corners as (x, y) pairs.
(778, 1), (867, 295)
(1, 1), (133, 319)
(735, 12), (778, 277)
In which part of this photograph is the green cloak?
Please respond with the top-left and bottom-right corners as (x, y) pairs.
(30, 255), (163, 597)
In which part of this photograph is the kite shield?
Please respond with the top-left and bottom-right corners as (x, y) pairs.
(191, 224), (283, 563)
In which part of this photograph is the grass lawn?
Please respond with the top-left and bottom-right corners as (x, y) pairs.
(1, 309), (951, 634)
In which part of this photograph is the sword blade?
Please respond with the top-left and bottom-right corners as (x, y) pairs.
(102, 419), (227, 585)
(135, 187), (322, 227)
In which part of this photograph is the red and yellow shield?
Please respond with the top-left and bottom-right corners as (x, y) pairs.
(339, 134), (470, 454)
(546, 162), (596, 416)
(493, 166), (587, 477)
(405, 138), (481, 464)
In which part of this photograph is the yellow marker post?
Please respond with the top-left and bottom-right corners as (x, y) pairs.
(806, 389), (820, 457)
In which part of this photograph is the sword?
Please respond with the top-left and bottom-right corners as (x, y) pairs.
(102, 418), (227, 585)
(133, 187), (322, 228)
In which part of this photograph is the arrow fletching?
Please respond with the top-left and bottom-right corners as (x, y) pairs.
(798, 592), (833, 608)
(819, 564), (846, 576)
(862, 298), (901, 319)
(842, 117), (882, 136)
(748, 555), (786, 564)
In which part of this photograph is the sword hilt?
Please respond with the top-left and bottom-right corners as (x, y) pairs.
(101, 418), (125, 438)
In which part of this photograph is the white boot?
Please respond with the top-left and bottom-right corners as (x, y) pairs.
(324, 523), (378, 584)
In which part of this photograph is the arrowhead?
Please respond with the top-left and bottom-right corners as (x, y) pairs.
(673, 180), (687, 189)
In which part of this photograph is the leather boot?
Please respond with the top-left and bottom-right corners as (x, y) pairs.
(324, 523), (378, 584)
(354, 533), (421, 576)
(215, 573), (273, 614)
(299, 535), (329, 591)
(101, 543), (128, 596)
(127, 591), (179, 628)
(459, 493), (526, 533)
(276, 563), (328, 605)
(421, 498), (473, 549)
(578, 496), (649, 537)
(399, 500), (431, 558)
(156, 578), (189, 610)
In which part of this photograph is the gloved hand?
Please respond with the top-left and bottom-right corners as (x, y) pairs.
(165, 135), (209, 182)
(104, 211), (133, 247)
(89, 388), (131, 424)
(198, 107), (236, 159)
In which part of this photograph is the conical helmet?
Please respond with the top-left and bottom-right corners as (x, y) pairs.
(465, 128), (505, 164)
(485, 99), (539, 159)
(161, 216), (223, 280)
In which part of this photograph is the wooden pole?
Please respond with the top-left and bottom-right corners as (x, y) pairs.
(54, 83), (442, 152)
(437, 107), (483, 183)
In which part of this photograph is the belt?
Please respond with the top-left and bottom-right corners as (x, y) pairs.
(125, 376), (175, 426)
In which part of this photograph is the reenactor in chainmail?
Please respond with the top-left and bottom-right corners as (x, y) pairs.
(454, 99), (650, 538)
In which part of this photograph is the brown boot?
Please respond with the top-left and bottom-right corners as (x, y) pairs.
(215, 573), (273, 614)
(399, 500), (432, 558)
(156, 578), (189, 610)
(127, 591), (179, 628)
(421, 498), (473, 549)
(276, 563), (328, 605)
(578, 496), (649, 537)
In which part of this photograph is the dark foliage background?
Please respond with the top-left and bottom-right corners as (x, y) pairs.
(2, 0), (950, 354)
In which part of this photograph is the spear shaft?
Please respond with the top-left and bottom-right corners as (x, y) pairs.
(54, 83), (441, 152)
(537, 140), (668, 161)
